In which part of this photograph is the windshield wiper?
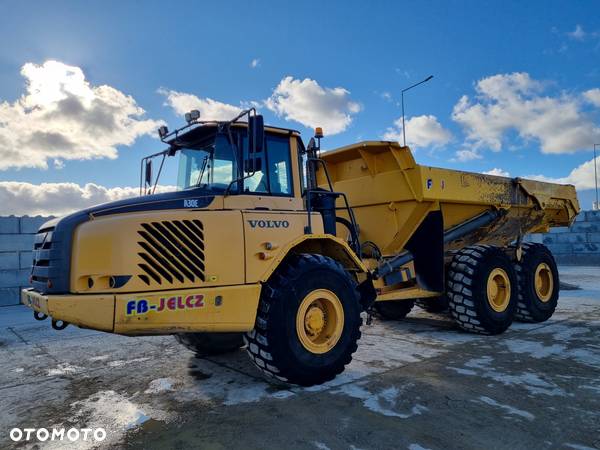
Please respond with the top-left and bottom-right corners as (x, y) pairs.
(195, 153), (211, 187)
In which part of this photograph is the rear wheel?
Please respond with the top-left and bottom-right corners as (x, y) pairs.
(245, 254), (362, 386)
(514, 243), (559, 322)
(415, 296), (449, 313)
(374, 300), (414, 320)
(175, 332), (244, 356)
(447, 245), (517, 334)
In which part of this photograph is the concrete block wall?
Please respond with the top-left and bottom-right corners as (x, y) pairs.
(0, 216), (53, 306)
(525, 210), (600, 265)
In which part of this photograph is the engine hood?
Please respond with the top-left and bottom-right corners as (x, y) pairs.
(30, 187), (217, 294)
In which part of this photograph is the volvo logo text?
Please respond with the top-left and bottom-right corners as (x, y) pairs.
(248, 219), (290, 229)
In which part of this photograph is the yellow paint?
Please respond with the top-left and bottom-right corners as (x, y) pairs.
(318, 141), (579, 256)
(243, 211), (324, 282)
(534, 262), (553, 302)
(71, 210), (245, 293)
(486, 268), (511, 312)
(257, 234), (368, 282)
(21, 288), (114, 331)
(376, 286), (442, 302)
(114, 283), (261, 335)
(295, 288), (344, 354)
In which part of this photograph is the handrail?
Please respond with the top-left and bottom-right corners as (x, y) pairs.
(304, 157), (361, 256)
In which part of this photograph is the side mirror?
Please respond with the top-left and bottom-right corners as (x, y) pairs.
(144, 160), (153, 187)
(248, 115), (264, 153)
(244, 156), (263, 173)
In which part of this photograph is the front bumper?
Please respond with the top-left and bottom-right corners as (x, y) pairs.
(21, 284), (261, 335)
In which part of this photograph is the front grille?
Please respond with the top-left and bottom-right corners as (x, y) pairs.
(136, 219), (206, 286)
(31, 226), (56, 286)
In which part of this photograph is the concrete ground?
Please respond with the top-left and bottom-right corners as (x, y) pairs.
(1, 266), (599, 450)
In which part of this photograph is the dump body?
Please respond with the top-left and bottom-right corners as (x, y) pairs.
(317, 141), (579, 257)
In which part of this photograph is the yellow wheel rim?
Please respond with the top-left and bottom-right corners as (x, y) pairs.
(486, 268), (511, 313)
(296, 289), (344, 354)
(534, 262), (553, 303)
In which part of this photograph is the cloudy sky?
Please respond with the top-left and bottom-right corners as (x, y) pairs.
(1, 0), (599, 215)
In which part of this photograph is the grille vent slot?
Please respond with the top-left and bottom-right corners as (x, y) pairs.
(136, 220), (205, 286)
(31, 227), (55, 284)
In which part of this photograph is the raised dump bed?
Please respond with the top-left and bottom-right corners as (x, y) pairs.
(318, 141), (580, 333)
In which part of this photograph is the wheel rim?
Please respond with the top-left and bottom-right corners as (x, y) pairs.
(534, 262), (553, 302)
(296, 289), (344, 354)
(486, 268), (511, 313)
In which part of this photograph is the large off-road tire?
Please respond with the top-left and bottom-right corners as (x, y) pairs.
(175, 332), (244, 356)
(514, 243), (559, 323)
(244, 253), (362, 386)
(447, 245), (517, 335)
(415, 296), (449, 313)
(374, 300), (414, 320)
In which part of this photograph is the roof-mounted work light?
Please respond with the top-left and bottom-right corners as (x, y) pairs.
(185, 109), (201, 124)
(157, 125), (169, 139)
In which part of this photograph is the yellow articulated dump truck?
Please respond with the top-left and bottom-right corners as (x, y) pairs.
(21, 109), (579, 386)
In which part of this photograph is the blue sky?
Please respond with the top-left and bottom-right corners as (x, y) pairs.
(1, 0), (599, 215)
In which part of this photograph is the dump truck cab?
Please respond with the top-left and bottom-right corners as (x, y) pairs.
(22, 108), (579, 386)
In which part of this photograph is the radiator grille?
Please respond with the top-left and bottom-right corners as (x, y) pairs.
(31, 226), (55, 285)
(136, 220), (205, 286)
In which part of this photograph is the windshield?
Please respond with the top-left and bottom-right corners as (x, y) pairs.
(176, 134), (238, 191)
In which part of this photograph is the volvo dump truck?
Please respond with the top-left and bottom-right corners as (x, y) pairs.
(21, 109), (579, 386)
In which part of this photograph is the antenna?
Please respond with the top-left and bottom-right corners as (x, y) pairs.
(401, 75), (434, 147)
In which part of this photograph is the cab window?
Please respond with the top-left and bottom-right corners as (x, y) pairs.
(266, 134), (292, 195)
(243, 132), (293, 196)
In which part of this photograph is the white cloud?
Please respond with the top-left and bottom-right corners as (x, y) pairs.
(265, 76), (361, 135)
(250, 58), (260, 69)
(0, 60), (162, 171)
(584, 88), (600, 107)
(454, 149), (482, 162)
(567, 24), (586, 41)
(483, 168), (510, 177)
(0, 181), (175, 216)
(159, 88), (242, 121)
(526, 156), (599, 191)
(452, 72), (600, 154)
(383, 115), (452, 149)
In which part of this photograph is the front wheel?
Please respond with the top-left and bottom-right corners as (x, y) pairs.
(175, 332), (245, 356)
(244, 254), (362, 386)
(415, 296), (449, 313)
(374, 300), (414, 320)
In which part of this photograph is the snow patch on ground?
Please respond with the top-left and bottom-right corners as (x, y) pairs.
(334, 383), (428, 419)
(68, 390), (169, 449)
(47, 363), (83, 376)
(145, 378), (174, 394)
(108, 357), (150, 367)
(476, 396), (535, 420)
(409, 444), (433, 450)
(447, 366), (477, 376)
(462, 356), (566, 396)
(529, 325), (590, 341)
(503, 339), (566, 358)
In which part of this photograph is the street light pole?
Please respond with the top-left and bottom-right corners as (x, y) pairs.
(594, 144), (599, 210)
(401, 75), (434, 147)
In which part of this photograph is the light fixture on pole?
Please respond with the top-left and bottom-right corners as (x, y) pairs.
(401, 75), (434, 147)
(594, 144), (599, 210)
